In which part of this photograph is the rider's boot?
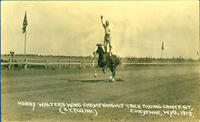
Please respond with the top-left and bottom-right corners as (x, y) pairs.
(104, 46), (107, 54)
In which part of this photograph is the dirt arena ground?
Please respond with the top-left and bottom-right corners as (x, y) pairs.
(1, 64), (200, 122)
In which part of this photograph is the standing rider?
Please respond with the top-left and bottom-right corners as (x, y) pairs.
(101, 15), (112, 55)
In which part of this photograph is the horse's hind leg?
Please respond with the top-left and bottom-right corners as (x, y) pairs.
(112, 68), (116, 81)
(109, 67), (116, 82)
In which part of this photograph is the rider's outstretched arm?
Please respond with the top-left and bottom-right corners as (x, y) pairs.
(101, 15), (105, 28)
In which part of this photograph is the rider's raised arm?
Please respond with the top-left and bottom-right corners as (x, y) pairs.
(101, 15), (106, 28)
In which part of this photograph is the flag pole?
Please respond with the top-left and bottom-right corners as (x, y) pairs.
(24, 31), (26, 54)
(23, 11), (28, 54)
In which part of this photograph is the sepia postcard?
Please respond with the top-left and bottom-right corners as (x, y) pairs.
(1, 0), (200, 122)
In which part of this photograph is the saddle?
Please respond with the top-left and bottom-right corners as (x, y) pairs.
(103, 52), (115, 67)
(103, 52), (109, 62)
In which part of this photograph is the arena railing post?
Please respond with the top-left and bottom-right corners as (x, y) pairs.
(69, 59), (71, 69)
(24, 59), (27, 70)
(92, 59), (95, 69)
(44, 60), (48, 69)
(79, 60), (81, 69)
(83, 60), (86, 70)
(8, 58), (11, 69)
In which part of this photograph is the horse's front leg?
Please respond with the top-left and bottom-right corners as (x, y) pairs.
(102, 67), (106, 74)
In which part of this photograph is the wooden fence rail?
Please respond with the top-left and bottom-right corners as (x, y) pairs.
(1, 58), (199, 70)
(1, 58), (97, 70)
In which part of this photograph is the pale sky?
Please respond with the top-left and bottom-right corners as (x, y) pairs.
(1, 1), (199, 58)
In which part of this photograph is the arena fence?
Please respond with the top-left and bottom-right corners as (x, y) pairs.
(1, 58), (199, 70)
(1, 58), (96, 70)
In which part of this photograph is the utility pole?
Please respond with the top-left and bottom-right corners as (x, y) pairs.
(161, 41), (164, 58)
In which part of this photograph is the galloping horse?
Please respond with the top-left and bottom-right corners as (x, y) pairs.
(94, 44), (121, 81)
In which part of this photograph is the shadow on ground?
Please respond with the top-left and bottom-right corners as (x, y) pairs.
(68, 79), (105, 83)
(68, 78), (124, 83)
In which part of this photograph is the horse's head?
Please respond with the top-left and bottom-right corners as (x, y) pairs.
(96, 44), (105, 56)
(94, 43), (106, 68)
